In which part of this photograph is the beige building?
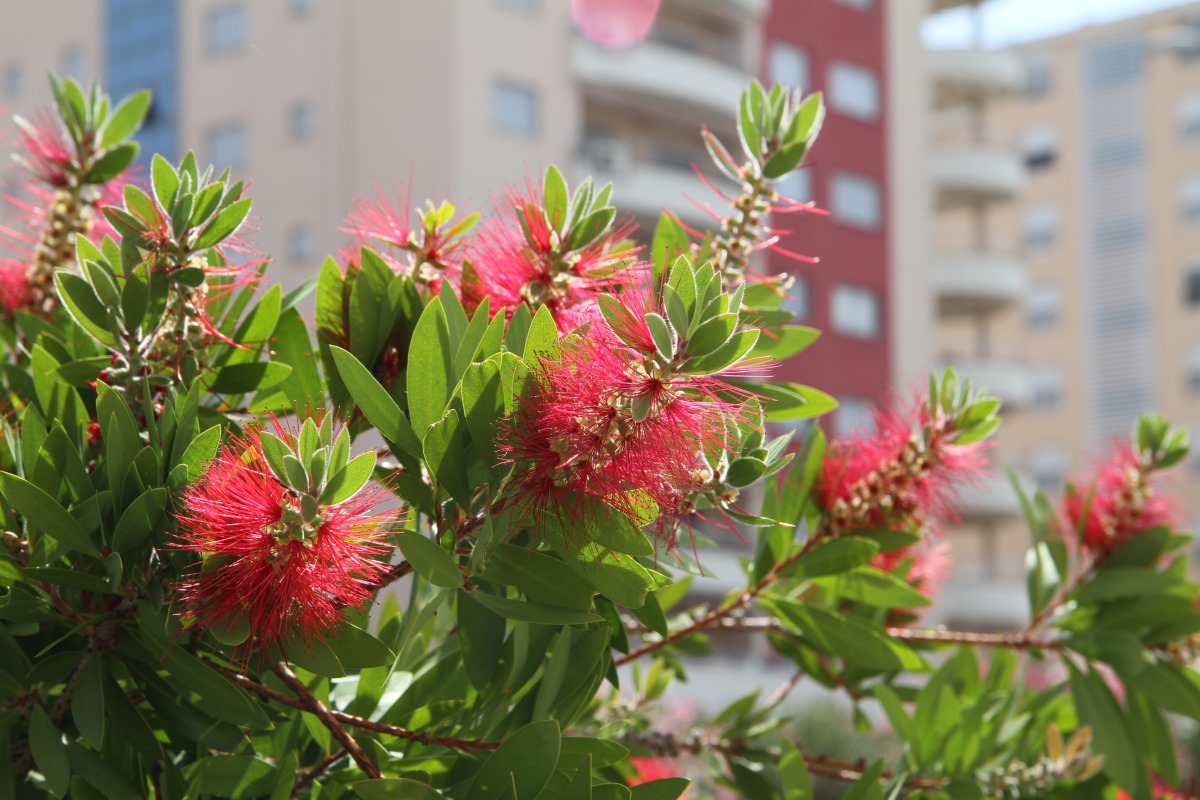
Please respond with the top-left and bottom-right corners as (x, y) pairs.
(930, 1), (1200, 629)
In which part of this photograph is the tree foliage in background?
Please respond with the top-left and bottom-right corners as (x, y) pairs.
(0, 74), (1197, 800)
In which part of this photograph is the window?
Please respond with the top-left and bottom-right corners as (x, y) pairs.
(1182, 93), (1200, 141)
(1186, 265), (1200, 307)
(1086, 38), (1142, 89)
(1025, 52), (1052, 97)
(1032, 366), (1063, 412)
(834, 397), (875, 438)
(288, 225), (314, 264)
(1182, 177), (1200, 223)
(834, 0), (875, 9)
(781, 274), (809, 320)
(1022, 125), (1057, 170)
(493, 79), (538, 136)
(62, 46), (86, 80)
(205, 122), (246, 172)
(1188, 346), (1200, 394)
(290, 0), (314, 15)
(1026, 284), (1061, 330)
(1023, 205), (1059, 251)
(776, 169), (812, 203)
(829, 172), (880, 230)
(830, 284), (880, 339)
(827, 61), (879, 121)
(3, 63), (23, 97)
(769, 43), (809, 90)
(288, 101), (313, 140)
(1029, 446), (1067, 493)
(206, 5), (246, 55)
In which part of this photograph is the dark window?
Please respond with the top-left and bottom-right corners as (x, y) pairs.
(1187, 267), (1200, 306)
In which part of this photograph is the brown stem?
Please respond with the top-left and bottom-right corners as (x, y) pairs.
(272, 663), (382, 779)
(213, 663), (498, 752)
(368, 560), (414, 591)
(293, 749), (347, 796)
(764, 669), (805, 709)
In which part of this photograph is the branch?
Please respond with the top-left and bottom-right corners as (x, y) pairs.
(214, 663), (498, 752)
(272, 663), (382, 779)
(293, 749), (347, 796)
(368, 560), (414, 591)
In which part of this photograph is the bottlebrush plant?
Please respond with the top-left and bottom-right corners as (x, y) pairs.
(0, 74), (1198, 800)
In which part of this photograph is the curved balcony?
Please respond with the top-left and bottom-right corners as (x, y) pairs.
(931, 146), (1025, 209)
(940, 358), (1035, 409)
(573, 38), (748, 120)
(930, 49), (1025, 109)
(934, 252), (1028, 316)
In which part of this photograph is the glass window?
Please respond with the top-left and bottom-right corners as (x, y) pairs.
(289, 101), (313, 140)
(1186, 265), (1200, 307)
(834, 397), (875, 438)
(1029, 446), (1067, 493)
(1026, 284), (1061, 330)
(3, 63), (23, 97)
(1023, 205), (1059, 251)
(776, 169), (812, 203)
(1182, 177), (1200, 223)
(829, 172), (880, 230)
(1187, 346), (1200, 394)
(781, 273), (809, 320)
(1023, 125), (1057, 170)
(206, 5), (247, 55)
(827, 61), (879, 121)
(834, 0), (875, 9)
(205, 122), (246, 172)
(288, 225), (314, 264)
(493, 79), (538, 136)
(61, 46), (86, 80)
(1182, 93), (1200, 141)
(1032, 366), (1063, 412)
(769, 43), (809, 91)
(830, 284), (880, 339)
(1025, 52), (1052, 97)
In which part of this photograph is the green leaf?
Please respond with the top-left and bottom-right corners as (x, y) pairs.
(458, 591), (507, 691)
(544, 165), (569, 232)
(193, 197), (252, 250)
(780, 740), (813, 799)
(754, 325), (820, 359)
(325, 622), (396, 670)
(563, 498), (653, 557)
(209, 362), (292, 394)
(423, 409), (472, 509)
(523, 304), (562, 363)
(1067, 661), (1141, 792)
(329, 346), (423, 458)
(319, 451), (376, 506)
(841, 761), (883, 800)
(99, 90), (151, 147)
(408, 298), (453, 436)
(558, 738), (630, 769)
(397, 531), (463, 589)
(54, 272), (116, 346)
(355, 779), (446, 799)
(179, 425), (223, 484)
(488, 546), (594, 611)
(111, 487), (168, 551)
(784, 537), (879, 580)
(762, 140), (809, 179)
(158, 644), (270, 728)
(1075, 567), (1181, 603)
(548, 533), (659, 609)
(183, 755), (277, 798)
(30, 706), (70, 797)
(461, 360), (506, 480)
(771, 600), (902, 671)
(466, 720), (561, 800)
(630, 778), (690, 800)
(0, 473), (98, 556)
(566, 207), (616, 251)
(473, 594), (602, 625)
(150, 153), (179, 207)
(84, 142), (138, 183)
(817, 567), (931, 609)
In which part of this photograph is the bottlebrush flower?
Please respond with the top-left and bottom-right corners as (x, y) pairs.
(1065, 443), (1176, 555)
(874, 538), (952, 600)
(172, 419), (396, 655)
(11, 112), (73, 188)
(818, 398), (989, 537)
(466, 182), (639, 332)
(0, 260), (31, 315)
(627, 756), (677, 786)
(572, 0), (662, 48)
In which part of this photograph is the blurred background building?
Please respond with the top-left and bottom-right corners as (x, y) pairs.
(5, 0), (1200, 697)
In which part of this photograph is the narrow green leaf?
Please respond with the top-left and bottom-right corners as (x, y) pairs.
(329, 346), (423, 458)
(0, 473), (98, 556)
(408, 298), (453, 436)
(396, 531), (463, 589)
(473, 594), (602, 625)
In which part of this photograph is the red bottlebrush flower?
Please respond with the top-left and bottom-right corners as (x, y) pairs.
(467, 183), (639, 332)
(0, 260), (31, 315)
(627, 756), (676, 786)
(1065, 443), (1176, 555)
(874, 538), (952, 600)
(12, 113), (73, 188)
(172, 421), (395, 655)
(572, 0), (662, 48)
(818, 399), (989, 537)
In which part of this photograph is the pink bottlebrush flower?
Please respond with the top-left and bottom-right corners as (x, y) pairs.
(172, 420), (394, 655)
(1065, 443), (1176, 555)
(819, 399), (989, 537)
(572, 0), (662, 48)
(873, 538), (952, 600)
(467, 183), (639, 332)
(12, 113), (73, 188)
(627, 756), (677, 787)
(0, 260), (30, 315)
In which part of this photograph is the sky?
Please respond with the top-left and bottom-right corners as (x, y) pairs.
(922, 0), (1194, 49)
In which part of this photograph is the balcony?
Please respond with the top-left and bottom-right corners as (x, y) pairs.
(576, 143), (716, 227)
(930, 49), (1025, 109)
(573, 37), (749, 120)
(940, 358), (1035, 409)
(934, 252), (1027, 316)
(931, 146), (1024, 209)
(955, 469), (1027, 520)
(930, 580), (1027, 630)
